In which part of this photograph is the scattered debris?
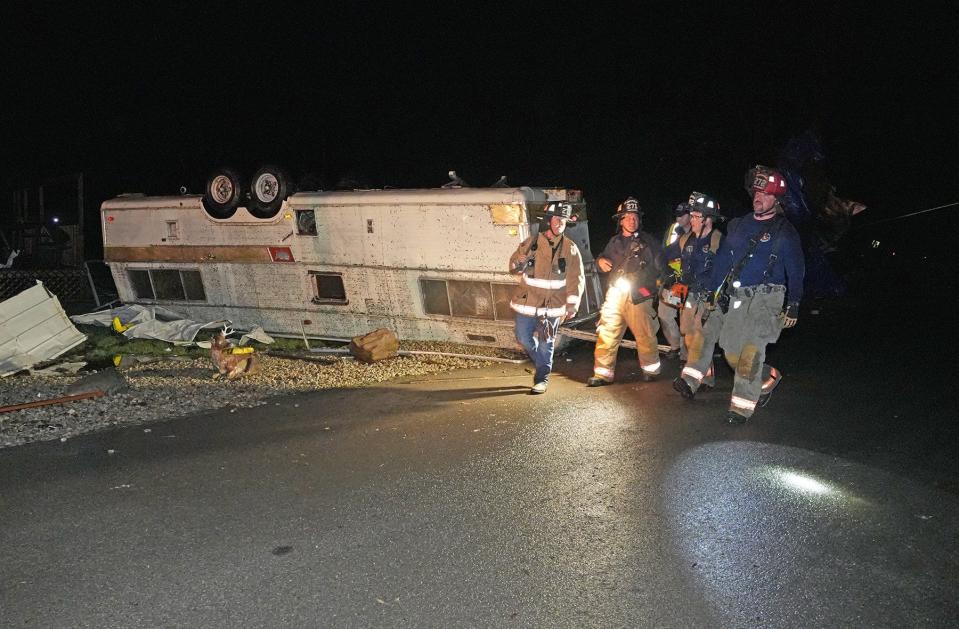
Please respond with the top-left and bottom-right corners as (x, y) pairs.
(239, 326), (275, 346)
(70, 304), (228, 345)
(0, 390), (105, 415)
(0, 282), (87, 377)
(65, 368), (128, 395)
(1, 249), (19, 268)
(30, 362), (87, 375)
(349, 328), (399, 363)
(1, 339), (522, 449)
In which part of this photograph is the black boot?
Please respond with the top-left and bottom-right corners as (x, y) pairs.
(726, 411), (748, 425)
(672, 377), (695, 400)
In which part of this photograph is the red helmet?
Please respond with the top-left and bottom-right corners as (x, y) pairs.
(746, 165), (787, 196)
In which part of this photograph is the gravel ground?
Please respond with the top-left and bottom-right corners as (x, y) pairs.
(0, 342), (526, 449)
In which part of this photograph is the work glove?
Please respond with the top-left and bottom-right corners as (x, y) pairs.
(779, 303), (799, 328)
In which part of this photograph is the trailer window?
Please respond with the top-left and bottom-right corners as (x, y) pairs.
(491, 283), (514, 320)
(153, 270), (185, 300)
(448, 281), (494, 320)
(296, 210), (317, 236)
(421, 279), (451, 316)
(129, 270), (154, 299)
(420, 279), (514, 321)
(181, 271), (206, 301)
(127, 269), (206, 302)
(310, 272), (347, 304)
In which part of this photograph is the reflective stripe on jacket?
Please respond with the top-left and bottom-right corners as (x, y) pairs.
(508, 232), (585, 317)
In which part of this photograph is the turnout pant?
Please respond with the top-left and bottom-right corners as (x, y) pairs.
(678, 292), (719, 389)
(592, 287), (661, 382)
(717, 285), (785, 418)
(657, 299), (685, 358)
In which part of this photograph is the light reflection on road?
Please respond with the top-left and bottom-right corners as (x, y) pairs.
(665, 442), (958, 626)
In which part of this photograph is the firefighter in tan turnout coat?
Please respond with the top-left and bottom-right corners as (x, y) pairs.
(509, 201), (585, 394)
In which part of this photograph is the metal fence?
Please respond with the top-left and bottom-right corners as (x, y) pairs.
(0, 269), (93, 302)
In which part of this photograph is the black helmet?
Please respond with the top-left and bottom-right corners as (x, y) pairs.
(613, 196), (642, 221)
(688, 191), (725, 221)
(542, 201), (575, 220)
(673, 202), (691, 217)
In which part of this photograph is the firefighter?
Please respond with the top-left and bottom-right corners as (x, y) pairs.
(669, 192), (725, 397)
(509, 201), (585, 394)
(587, 197), (666, 386)
(699, 165), (805, 424)
(659, 202), (693, 360)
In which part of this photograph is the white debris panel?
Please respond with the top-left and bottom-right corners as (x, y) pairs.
(0, 282), (88, 377)
(70, 304), (229, 345)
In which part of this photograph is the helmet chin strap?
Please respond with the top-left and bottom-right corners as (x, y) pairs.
(753, 200), (779, 219)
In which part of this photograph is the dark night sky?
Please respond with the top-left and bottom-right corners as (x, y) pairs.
(2, 3), (957, 237)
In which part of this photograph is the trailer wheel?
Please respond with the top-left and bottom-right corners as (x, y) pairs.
(202, 168), (243, 219)
(248, 165), (293, 219)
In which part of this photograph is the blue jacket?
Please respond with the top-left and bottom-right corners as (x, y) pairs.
(664, 229), (722, 294)
(709, 215), (805, 305)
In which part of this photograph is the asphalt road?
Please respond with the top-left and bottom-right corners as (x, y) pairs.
(2, 298), (958, 628)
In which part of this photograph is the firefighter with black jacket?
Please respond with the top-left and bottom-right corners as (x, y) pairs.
(587, 197), (666, 386)
(509, 201), (585, 395)
(678, 166), (805, 424)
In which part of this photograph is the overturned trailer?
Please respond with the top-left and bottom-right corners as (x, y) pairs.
(100, 186), (602, 348)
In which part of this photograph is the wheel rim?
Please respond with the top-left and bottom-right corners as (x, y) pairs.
(210, 175), (236, 204)
(253, 173), (280, 203)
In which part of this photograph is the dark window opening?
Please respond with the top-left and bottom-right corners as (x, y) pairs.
(181, 270), (206, 301)
(127, 269), (206, 302)
(310, 272), (347, 304)
(129, 270), (154, 299)
(152, 270), (185, 300)
(421, 279), (451, 316)
(296, 210), (317, 236)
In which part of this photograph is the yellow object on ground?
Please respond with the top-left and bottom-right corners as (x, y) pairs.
(112, 317), (130, 333)
(230, 347), (255, 355)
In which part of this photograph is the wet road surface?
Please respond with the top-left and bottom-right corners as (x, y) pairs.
(2, 299), (958, 627)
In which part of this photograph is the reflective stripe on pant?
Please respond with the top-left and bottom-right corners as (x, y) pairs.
(657, 299), (685, 358)
(718, 287), (785, 417)
(514, 313), (559, 384)
(593, 287), (660, 380)
(679, 293), (718, 390)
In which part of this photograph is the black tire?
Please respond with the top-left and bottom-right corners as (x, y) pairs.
(202, 167), (244, 219)
(248, 165), (293, 219)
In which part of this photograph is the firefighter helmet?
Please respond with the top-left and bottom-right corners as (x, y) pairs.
(746, 165), (787, 196)
(613, 196), (642, 221)
(673, 202), (691, 217)
(542, 201), (575, 220)
(688, 192), (725, 221)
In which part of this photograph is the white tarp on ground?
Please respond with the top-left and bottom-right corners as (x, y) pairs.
(70, 305), (230, 346)
(0, 281), (88, 377)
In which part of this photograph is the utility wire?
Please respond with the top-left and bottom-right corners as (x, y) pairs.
(856, 201), (959, 229)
